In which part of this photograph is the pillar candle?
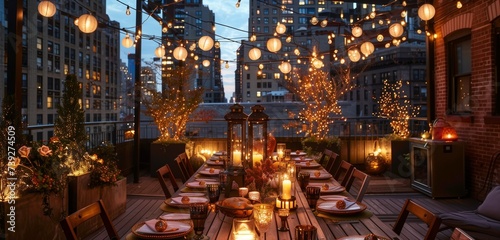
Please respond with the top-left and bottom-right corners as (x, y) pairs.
(282, 179), (291, 199)
(252, 153), (263, 166)
(233, 150), (241, 166)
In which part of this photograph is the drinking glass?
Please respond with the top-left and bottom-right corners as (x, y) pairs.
(253, 203), (274, 240)
(294, 225), (317, 240)
(305, 186), (321, 210)
(238, 187), (249, 198)
(298, 172), (310, 191)
(189, 203), (209, 240)
(206, 184), (220, 204)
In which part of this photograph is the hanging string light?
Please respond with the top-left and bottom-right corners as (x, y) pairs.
(225, 61), (230, 69)
(198, 36), (214, 51)
(126, 5), (131, 15)
(418, 3), (436, 21)
(276, 22), (287, 35)
(456, 1), (462, 8)
(122, 33), (134, 48)
(38, 0), (57, 18)
(310, 16), (319, 25)
(279, 61), (292, 74)
(266, 38), (282, 53)
(248, 48), (261, 60)
(235, 0), (241, 8)
(77, 14), (98, 33)
(173, 46), (188, 61)
(155, 45), (166, 58)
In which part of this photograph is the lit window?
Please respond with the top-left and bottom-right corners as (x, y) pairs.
(256, 91), (261, 97)
(47, 96), (53, 109)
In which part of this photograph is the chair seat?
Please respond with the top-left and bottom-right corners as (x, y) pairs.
(440, 210), (500, 239)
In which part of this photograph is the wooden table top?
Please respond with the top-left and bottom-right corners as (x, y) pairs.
(128, 157), (399, 240)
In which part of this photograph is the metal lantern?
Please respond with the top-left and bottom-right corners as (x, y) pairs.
(224, 104), (248, 168)
(247, 105), (269, 168)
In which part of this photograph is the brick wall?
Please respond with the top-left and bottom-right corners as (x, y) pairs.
(433, 0), (500, 200)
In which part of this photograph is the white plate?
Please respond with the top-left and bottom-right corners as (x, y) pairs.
(309, 173), (332, 180)
(206, 160), (224, 166)
(308, 184), (345, 193)
(296, 161), (321, 168)
(160, 213), (191, 221)
(194, 178), (218, 182)
(137, 219), (191, 235)
(290, 152), (307, 156)
(187, 182), (209, 189)
(293, 157), (313, 162)
(317, 200), (361, 211)
(171, 196), (208, 204)
(320, 195), (348, 201)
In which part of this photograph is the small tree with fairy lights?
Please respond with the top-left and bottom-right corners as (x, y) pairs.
(282, 62), (354, 140)
(374, 79), (420, 138)
(143, 59), (204, 142)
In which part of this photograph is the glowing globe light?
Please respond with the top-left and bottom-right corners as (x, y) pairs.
(352, 26), (363, 38)
(276, 23), (286, 34)
(279, 61), (292, 74)
(312, 58), (323, 69)
(348, 49), (361, 62)
(38, 1), (57, 17)
(418, 3), (435, 21)
(122, 33), (134, 48)
(248, 48), (261, 60)
(389, 23), (404, 38)
(77, 14), (98, 33)
(173, 46), (188, 61)
(198, 36), (214, 51)
(360, 41), (375, 57)
(155, 45), (165, 58)
(266, 38), (282, 53)
(202, 60), (210, 67)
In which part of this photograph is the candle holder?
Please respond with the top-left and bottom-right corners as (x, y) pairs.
(278, 208), (290, 231)
(248, 191), (261, 203)
(275, 196), (297, 210)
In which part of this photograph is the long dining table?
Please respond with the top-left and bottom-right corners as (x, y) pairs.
(127, 153), (400, 240)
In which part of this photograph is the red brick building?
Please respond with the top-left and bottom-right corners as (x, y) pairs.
(431, 0), (500, 200)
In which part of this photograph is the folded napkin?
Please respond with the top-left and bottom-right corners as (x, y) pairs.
(160, 213), (191, 220)
(171, 196), (208, 204)
(137, 219), (190, 234)
(179, 192), (205, 197)
(318, 199), (360, 211)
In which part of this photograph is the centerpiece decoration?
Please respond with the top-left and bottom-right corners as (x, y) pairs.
(224, 104), (248, 197)
(247, 105), (269, 168)
(244, 158), (279, 200)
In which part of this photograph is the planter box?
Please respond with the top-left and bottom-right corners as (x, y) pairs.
(150, 142), (187, 177)
(3, 190), (68, 240)
(67, 174), (127, 238)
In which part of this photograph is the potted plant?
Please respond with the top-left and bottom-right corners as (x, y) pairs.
(143, 59), (204, 176)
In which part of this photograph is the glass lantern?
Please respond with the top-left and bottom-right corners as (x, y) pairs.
(224, 104), (248, 169)
(247, 105), (269, 168)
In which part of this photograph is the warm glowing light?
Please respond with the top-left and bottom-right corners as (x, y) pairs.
(418, 4), (436, 21)
(280, 61), (292, 74)
(248, 48), (261, 60)
(457, 1), (462, 9)
(310, 16), (318, 25)
(360, 41), (375, 57)
(389, 23), (404, 38)
(77, 14), (98, 33)
(122, 33), (133, 48)
(352, 26), (363, 37)
(266, 38), (282, 53)
(38, 0), (57, 17)
(173, 46), (188, 60)
(276, 23), (286, 34)
(202, 60), (210, 67)
(348, 49), (361, 62)
(155, 45), (165, 58)
(312, 58), (323, 69)
(198, 36), (214, 51)
(377, 34), (384, 42)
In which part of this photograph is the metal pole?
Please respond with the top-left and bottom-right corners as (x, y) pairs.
(133, 0), (143, 183)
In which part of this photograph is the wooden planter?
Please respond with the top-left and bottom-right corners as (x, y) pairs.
(67, 174), (127, 238)
(3, 189), (68, 240)
(150, 141), (187, 177)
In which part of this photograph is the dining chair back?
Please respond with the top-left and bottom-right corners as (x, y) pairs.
(318, 149), (334, 166)
(333, 160), (354, 187)
(174, 156), (189, 183)
(325, 152), (340, 174)
(179, 152), (195, 176)
(393, 199), (442, 240)
(156, 164), (179, 199)
(344, 168), (371, 202)
(450, 228), (475, 240)
(60, 200), (118, 240)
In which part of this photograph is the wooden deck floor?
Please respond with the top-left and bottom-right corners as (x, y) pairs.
(85, 173), (481, 240)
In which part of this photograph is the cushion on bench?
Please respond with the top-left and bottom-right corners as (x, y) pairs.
(440, 210), (500, 239)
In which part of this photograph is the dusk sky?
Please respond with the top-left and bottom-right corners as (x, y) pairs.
(107, 0), (250, 102)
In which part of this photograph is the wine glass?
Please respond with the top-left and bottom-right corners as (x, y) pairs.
(253, 203), (274, 240)
(238, 187), (249, 198)
(189, 203), (209, 240)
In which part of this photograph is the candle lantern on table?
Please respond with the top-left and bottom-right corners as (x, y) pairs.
(277, 143), (286, 160)
(231, 219), (257, 240)
(224, 104), (248, 197)
(247, 105), (269, 168)
(276, 172), (297, 210)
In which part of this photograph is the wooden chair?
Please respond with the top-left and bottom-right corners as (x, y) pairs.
(179, 152), (195, 176)
(318, 149), (334, 166)
(393, 199), (442, 240)
(174, 156), (190, 183)
(450, 228), (475, 240)
(156, 164), (179, 199)
(344, 168), (371, 202)
(60, 200), (118, 240)
(333, 160), (354, 187)
(325, 151), (340, 174)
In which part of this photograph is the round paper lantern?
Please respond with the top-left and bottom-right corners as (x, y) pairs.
(360, 41), (375, 57)
(198, 36), (214, 51)
(389, 23), (404, 38)
(348, 49), (361, 62)
(266, 37), (282, 53)
(418, 3), (435, 21)
(352, 26), (363, 38)
(377, 34), (384, 42)
(122, 33), (133, 48)
(38, 0), (57, 17)
(155, 46), (165, 58)
(280, 61), (292, 74)
(78, 14), (98, 33)
(248, 48), (261, 60)
(276, 23), (286, 34)
(202, 60), (210, 67)
(310, 16), (318, 25)
(173, 46), (188, 61)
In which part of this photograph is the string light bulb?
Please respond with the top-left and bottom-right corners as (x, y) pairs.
(320, 19), (328, 28)
(122, 33), (134, 48)
(457, 1), (462, 8)
(126, 6), (131, 15)
(310, 16), (318, 25)
(235, 0), (241, 8)
(225, 61), (230, 69)
(38, 0), (57, 17)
